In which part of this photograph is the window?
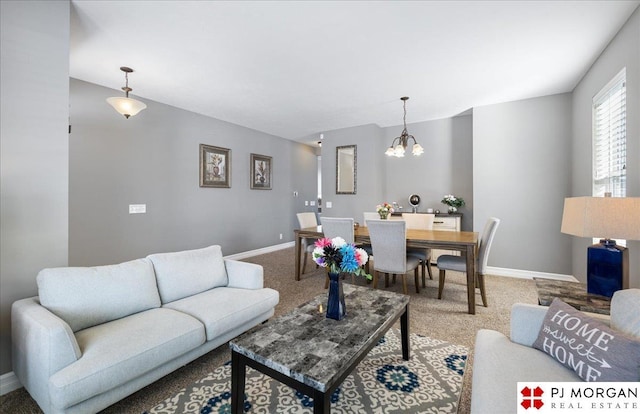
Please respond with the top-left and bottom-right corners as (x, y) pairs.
(593, 68), (626, 198)
(592, 68), (626, 245)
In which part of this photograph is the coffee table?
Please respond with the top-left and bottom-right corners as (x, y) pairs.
(229, 284), (410, 414)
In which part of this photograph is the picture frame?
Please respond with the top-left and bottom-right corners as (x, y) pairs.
(250, 153), (272, 190)
(199, 144), (231, 188)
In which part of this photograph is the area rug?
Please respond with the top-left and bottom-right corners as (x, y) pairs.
(144, 329), (468, 414)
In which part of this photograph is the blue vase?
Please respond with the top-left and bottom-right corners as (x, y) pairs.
(326, 272), (346, 320)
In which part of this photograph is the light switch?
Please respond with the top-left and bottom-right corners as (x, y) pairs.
(305, 201), (309, 206)
(310, 201), (316, 206)
(129, 204), (146, 214)
(326, 201), (332, 208)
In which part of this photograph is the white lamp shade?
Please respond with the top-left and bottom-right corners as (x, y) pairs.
(561, 197), (640, 240)
(412, 143), (424, 156)
(106, 97), (147, 118)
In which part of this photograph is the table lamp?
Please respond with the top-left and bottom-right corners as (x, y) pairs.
(561, 195), (640, 297)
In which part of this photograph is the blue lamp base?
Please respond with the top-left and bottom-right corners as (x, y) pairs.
(587, 239), (629, 298)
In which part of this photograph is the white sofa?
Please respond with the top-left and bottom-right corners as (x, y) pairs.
(471, 288), (640, 414)
(11, 245), (280, 414)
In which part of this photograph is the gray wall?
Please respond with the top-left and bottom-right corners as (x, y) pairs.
(473, 94), (573, 274)
(383, 115), (474, 231)
(571, 7), (640, 287)
(69, 79), (317, 266)
(319, 124), (386, 221)
(0, 0), (70, 375)
(317, 116), (474, 231)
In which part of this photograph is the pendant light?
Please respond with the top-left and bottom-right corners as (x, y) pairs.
(385, 97), (424, 157)
(106, 67), (147, 119)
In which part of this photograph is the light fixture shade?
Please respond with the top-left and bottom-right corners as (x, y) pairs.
(561, 197), (640, 240)
(393, 144), (405, 157)
(106, 97), (147, 119)
(412, 143), (424, 156)
(385, 146), (395, 156)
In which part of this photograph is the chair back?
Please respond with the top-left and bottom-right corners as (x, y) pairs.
(320, 217), (354, 243)
(401, 213), (435, 230)
(363, 212), (379, 223)
(297, 212), (318, 229)
(478, 217), (501, 274)
(367, 220), (407, 274)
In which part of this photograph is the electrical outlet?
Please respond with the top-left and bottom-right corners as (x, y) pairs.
(326, 201), (332, 208)
(279, 233), (283, 240)
(310, 201), (316, 206)
(129, 204), (146, 214)
(305, 201), (309, 206)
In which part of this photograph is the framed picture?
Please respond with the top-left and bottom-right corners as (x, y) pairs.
(200, 144), (231, 188)
(250, 153), (272, 190)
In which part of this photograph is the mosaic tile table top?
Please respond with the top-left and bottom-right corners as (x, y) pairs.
(229, 284), (409, 393)
(534, 277), (611, 315)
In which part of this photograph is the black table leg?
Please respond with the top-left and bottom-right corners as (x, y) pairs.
(401, 304), (410, 360)
(313, 389), (330, 414)
(231, 351), (246, 414)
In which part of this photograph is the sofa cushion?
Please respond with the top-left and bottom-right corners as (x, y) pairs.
(532, 298), (640, 382)
(163, 287), (279, 341)
(48, 308), (205, 409)
(37, 258), (160, 332)
(148, 245), (228, 304)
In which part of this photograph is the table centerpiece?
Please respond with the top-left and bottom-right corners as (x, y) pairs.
(312, 237), (371, 320)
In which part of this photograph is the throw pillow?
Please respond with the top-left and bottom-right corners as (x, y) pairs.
(532, 298), (640, 382)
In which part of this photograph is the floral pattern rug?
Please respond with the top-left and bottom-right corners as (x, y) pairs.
(144, 330), (468, 414)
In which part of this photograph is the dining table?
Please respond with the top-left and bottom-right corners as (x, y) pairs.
(294, 225), (480, 314)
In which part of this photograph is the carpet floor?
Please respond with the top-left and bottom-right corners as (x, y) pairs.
(0, 247), (539, 413)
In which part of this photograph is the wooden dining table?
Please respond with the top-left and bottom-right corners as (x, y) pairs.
(294, 225), (480, 314)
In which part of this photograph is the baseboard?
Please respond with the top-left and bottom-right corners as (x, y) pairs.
(224, 241), (294, 261)
(0, 371), (22, 396)
(486, 266), (579, 282)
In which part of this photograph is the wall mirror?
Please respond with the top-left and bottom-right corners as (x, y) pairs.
(336, 145), (356, 194)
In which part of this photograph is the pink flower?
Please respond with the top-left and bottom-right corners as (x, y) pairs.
(354, 248), (369, 266)
(314, 238), (332, 248)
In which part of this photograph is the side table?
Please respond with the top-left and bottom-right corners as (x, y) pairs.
(533, 277), (611, 315)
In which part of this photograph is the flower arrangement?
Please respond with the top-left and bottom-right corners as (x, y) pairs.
(441, 194), (465, 208)
(376, 202), (394, 219)
(312, 237), (372, 280)
(441, 194), (465, 213)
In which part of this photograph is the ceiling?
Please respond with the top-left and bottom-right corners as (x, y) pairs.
(70, 1), (639, 145)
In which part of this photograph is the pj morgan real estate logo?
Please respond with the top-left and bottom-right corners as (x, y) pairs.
(517, 382), (639, 413)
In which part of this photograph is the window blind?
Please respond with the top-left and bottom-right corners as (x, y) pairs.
(592, 68), (626, 198)
(592, 68), (627, 245)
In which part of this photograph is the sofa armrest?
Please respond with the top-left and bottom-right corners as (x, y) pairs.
(12, 297), (81, 411)
(510, 302), (612, 347)
(225, 259), (264, 289)
(510, 303), (551, 347)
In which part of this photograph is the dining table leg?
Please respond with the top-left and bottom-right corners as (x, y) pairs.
(465, 245), (476, 314)
(295, 233), (302, 281)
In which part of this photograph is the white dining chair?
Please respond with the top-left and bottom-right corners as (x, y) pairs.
(367, 219), (421, 295)
(363, 212), (379, 222)
(436, 217), (501, 307)
(296, 212), (319, 275)
(402, 213), (435, 286)
(320, 217), (355, 243)
(320, 217), (355, 288)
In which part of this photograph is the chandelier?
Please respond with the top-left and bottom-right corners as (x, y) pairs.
(106, 67), (147, 119)
(385, 97), (424, 157)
